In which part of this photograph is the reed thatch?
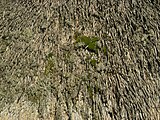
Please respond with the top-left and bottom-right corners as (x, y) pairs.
(0, 0), (160, 119)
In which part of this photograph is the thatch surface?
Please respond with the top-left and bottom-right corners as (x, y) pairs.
(0, 0), (160, 119)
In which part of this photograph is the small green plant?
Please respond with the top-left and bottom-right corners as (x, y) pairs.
(44, 53), (54, 75)
(74, 33), (105, 68)
(90, 59), (97, 67)
(74, 33), (100, 54)
(102, 46), (108, 55)
(87, 85), (93, 98)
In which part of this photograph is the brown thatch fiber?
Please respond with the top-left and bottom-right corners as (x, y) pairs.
(0, 0), (160, 119)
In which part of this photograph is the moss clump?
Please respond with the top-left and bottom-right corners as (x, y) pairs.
(74, 33), (100, 54)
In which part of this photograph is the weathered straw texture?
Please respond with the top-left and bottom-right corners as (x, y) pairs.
(0, 0), (160, 119)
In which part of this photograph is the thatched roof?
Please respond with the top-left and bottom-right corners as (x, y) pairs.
(0, 0), (159, 119)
